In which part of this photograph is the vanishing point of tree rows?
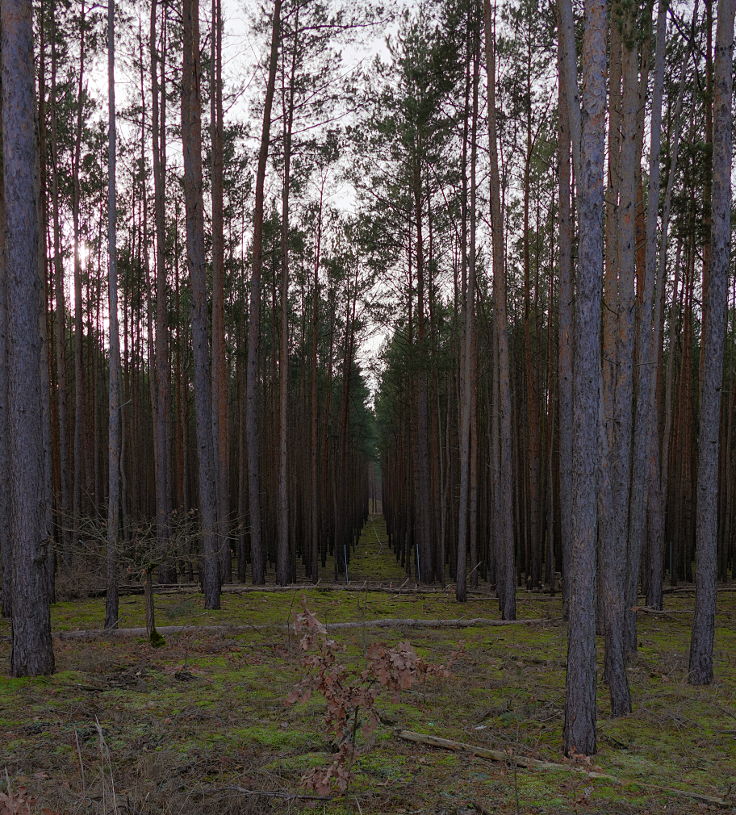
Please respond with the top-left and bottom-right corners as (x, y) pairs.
(0, 0), (734, 758)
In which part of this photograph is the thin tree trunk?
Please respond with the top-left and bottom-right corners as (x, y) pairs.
(104, 0), (122, 631)
(72, 0), (87, 553)
(246, 0), (281, 584)
(456, 22), (473, 602)
(277, 12), (298, 585)
(181, 0), (220, 609)
(309, 178), (325, 583)
(556, 14), (573, 618)
(627, 0), (667, 643)
(210, 0), (230, 583)
(484, 0), (515, 620)
(150, 0), (173, 584)
(49, 15), (70, 567)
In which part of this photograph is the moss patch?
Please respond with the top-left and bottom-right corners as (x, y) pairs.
(1, 518), (734, 814)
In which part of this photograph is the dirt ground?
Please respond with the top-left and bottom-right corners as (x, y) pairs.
(1, 518), (735, 814)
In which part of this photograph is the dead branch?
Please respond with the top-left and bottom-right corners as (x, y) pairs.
(397, 730), (732, 809)
(50, 616), (549, 641)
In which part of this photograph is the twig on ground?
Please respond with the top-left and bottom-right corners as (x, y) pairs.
(215, 785), (331, 801)
(49, 616), (550, 642)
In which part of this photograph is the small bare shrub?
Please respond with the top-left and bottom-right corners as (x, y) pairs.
(287, 601), (452, 795)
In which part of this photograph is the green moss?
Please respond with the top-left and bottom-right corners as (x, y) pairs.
(149, 629), (166, 648)
(2, 520), (735, 814)
(229, 725), (313, 749)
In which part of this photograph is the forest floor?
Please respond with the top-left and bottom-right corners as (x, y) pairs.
(1, 516), (735, 815)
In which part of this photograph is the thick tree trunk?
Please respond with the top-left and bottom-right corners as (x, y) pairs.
(562, 0), (607, 757)
(599, 9), (635, 715)
(0, 69), (8, 619)
(2, 0), (55, 675)
(181, 0), (220, 609)
(689, 0), (734, 686)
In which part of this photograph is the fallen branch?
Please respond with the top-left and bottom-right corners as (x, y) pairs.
(631, 606), (687, 617)
(214, 785), (330, 801)
(51, 616), (548, 642)
(86, 582), (496, 598)
(397, 731), (732, 809)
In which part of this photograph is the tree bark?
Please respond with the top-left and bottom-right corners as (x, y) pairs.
(181, 0), (220, 608)
(484, 0), (515, 620)
(3, 0), (55, 675)
(150, 0), (173, 584)
(210, 0), (230, 583)
(689, 0), (734, 686)
(104, 0), (122, 630)
(562, 0), (607, 757)
(277, 10), (299, 585)
(556, 13), (573, 618)
(245, 0), (281, 584)
(628, 0), (667, 641)
(71, 0), (87, 556)
(0, 60), (8, 619)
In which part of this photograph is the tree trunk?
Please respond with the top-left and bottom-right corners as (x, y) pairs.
(3, 0), (55, 675)
(104, 0), (122, 630)
(210, 0), (230, 584)
(484, 0), (515, 620)
(71, 0), (87, 556)
(689, 0), (734, 685)
(599, 8), (635, 715)
(150, 0), (173, 584)
(628, 0), (667, 642)
(277, 12), (298, 585)
(556, 13), (573, 618)
(562, 0), (607, 757)
(245, 0), (281, 585)
(0, 62), (8, 619)
(181, 0), (220, 609)
(49, 16), (70, 568)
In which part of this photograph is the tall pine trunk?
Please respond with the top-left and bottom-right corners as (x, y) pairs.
(210, 0), (230, 583)
(689, 0), (734, 685)
(181, 0), (220, 609)
(3, 0), (55, 676)
(484, 0), (515, 619)
(104, 0), (122, 630)
(562, 0), (607, 757)
(245, 0), (281, 584)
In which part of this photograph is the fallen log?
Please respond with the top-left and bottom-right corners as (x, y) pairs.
(397, 730), (732, 809)
(86, 582), (496, 599)
(51, 616), (548, 641)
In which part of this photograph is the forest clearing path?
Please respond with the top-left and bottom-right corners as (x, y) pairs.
(341, 513), (406, 583)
